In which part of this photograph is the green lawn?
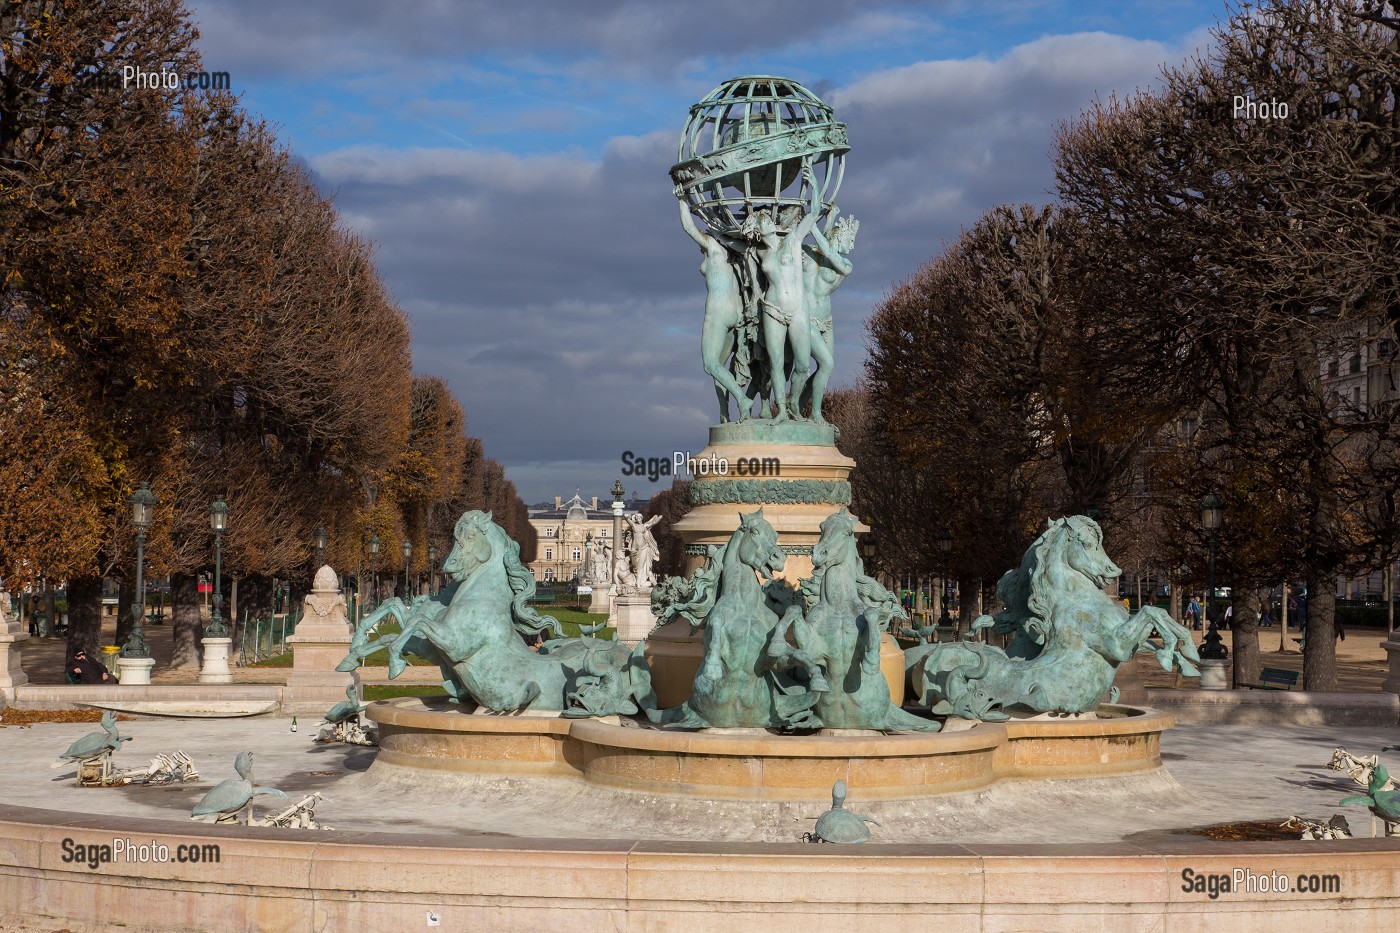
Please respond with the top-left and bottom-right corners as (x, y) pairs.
(363, 684), (445, 701)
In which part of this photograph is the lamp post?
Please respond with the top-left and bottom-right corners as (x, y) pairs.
(314, 524), (328, 570)
(403, 539), (412, 599)
(368, 534), (380, 609)
(1199, 493), (1227, 661)
(428, 544), (439, 596)
(935, 529), (953, 628)
(206, 496), (229, 637)
(121, 483), (157, 659)
(610, 478), (626, 583)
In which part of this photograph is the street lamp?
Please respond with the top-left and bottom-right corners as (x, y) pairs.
(368, 534), (380, 609)
(935, 529), (953, 626)
(610, 478), (626, 584)
(403, 539), (412, 599)
(1199, 493), (1227, 660)
(121, 482), (157, 658)
(314, 524), (328, 569)
(206, 495), (229, 637)
(428, 544), (439, 596)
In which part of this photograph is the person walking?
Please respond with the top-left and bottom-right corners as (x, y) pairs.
(1186, 596), (1202, 630)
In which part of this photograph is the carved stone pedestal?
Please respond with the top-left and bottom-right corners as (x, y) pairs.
(612, 593), (656, 646)
(0, 593), (29, 701)
(284, 565), (356, 713)
(1382, 638), (1400, 696)
(1198, 658), (1230, 691)
(116, 657), (155, 685)
(198, 637), (233, 685)
(587, 583), (612, 615)
(672, 422), (867, 586)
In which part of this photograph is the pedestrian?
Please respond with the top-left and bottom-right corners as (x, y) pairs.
(1186, 596), (1202, 630)
(68, 648), (111, 684)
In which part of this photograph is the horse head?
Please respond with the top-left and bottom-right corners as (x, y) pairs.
(734, 507), (785, 580)
(443, 511), (499, 584)
(811, 508), (857, 570)
(1060, 515), (1121, 590)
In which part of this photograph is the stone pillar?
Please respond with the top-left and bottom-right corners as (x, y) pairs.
(612, 593), (656, 646)
(1198, 658), (1230, 691)
(1382, 638), (1400, 697)
(588, 583), (612, 614)
(671, 423), (866, 585)
(0, 592), (29, 701)
(284, 565), (357, 713)
(116, 657), (155, 685)
(198, 637), (233, 685)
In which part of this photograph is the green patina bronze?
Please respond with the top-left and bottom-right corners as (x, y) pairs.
(689, 478), (851, 506)
(906, 516), (1201, 720)
(673, 77), (853, 425)
(812, 780), (879, 844)
(650, 508), (937, 732)
(1340, 762), (1400, 826)
(337, 511), (654, 716)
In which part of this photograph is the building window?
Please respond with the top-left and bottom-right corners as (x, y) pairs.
(1350, 354), (1362, 374)
(1353, 386), (1361, 408)
(572, 548), (581, 561)
(544, 569), (555, 582)
(545, 548), (553, 561)
(1328, 359), (1340, 378)
(545, 527), (555, 538)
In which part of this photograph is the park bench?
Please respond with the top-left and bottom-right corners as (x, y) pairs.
(1239, 668), (1300, 691)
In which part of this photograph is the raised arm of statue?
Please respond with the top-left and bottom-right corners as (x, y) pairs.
(678, 198), (709, 249)
(791, 162), (822, 245)
(810, 226), (853, 277)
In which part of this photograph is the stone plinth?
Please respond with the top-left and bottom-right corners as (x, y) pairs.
(1198, 658), (1229, 691)
(198, 636), (233, 684)
(0, 593), (29, 700)
(588, 583), (612, 614)
(115, 657), (155, 685)
(284, 565), (356, 713)
(672, 423), (867, 585)
(1383, 638), (1400, 696)
(612, 593), (656, 645)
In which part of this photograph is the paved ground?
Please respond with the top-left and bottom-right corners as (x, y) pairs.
(2, 712), (1396, 845)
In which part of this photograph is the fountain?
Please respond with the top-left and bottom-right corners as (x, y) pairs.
(355, 79), (1194, 805)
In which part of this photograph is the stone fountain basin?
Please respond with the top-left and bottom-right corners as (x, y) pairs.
(366, 697), (1170, 802)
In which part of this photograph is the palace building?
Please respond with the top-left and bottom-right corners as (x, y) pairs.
(526, 491), (649, 583)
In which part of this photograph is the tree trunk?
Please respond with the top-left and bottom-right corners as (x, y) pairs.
(1230, 589), (1261, 688)
(65, 576), (104, 661)
(115, 577), (134, 647)
(1304, 576), (1337, 691)
(958, 575), (979, 635)
(170, 572), (202, 669)
(241, 573), (274, 621)
(1168, 578), (1182, 623)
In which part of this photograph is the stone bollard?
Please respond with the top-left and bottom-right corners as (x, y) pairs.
(198, 636), (233, 684)
(0, 592), (30, 701)
(1198, 658), (1230, 691)
(115, 656), (155, 685)
(284, 565), (357, 713)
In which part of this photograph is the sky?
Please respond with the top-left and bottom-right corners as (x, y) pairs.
(184, 0), (1226, 504)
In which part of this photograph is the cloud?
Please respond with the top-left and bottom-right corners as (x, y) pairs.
(300, 29), (1199, 501)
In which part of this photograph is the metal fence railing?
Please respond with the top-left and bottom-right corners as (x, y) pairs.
(235, 608), (301, 666)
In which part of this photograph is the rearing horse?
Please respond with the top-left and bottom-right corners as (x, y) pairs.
(339, 511), (652, 715)
(786, 509), (939, 732)
(908, 515), (1200, 720)
(648, 508), (821, 729)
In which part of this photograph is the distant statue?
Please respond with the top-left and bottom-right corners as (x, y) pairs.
(678, 196), (751, 423)
(906, 516), (1200, 720)
(800, 213), (858, 424)
(745, 162), (821, 422)
(626, 513), (663, 591)
(590, 542), (612, 586)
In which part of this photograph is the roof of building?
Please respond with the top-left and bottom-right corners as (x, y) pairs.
(528, 491), (651, 521)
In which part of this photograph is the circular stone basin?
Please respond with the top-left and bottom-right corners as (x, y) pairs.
(367, 698), (1172, 802)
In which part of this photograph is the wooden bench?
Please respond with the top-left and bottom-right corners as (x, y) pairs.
(1240, 668), (1300, 691)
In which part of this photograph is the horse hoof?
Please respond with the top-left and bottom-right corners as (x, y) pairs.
(810, 674), (832, 693)
(388, 657), (407, 679)
(335, 658), (359, 673)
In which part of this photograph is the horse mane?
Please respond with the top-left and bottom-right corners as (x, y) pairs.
(470, 516), (561, 639)
(990, 518), (1071, 645)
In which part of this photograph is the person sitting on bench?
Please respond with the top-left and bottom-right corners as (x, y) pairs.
(68, 648), (112, 684)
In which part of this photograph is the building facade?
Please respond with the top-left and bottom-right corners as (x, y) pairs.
(526, 492), (650, 584)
